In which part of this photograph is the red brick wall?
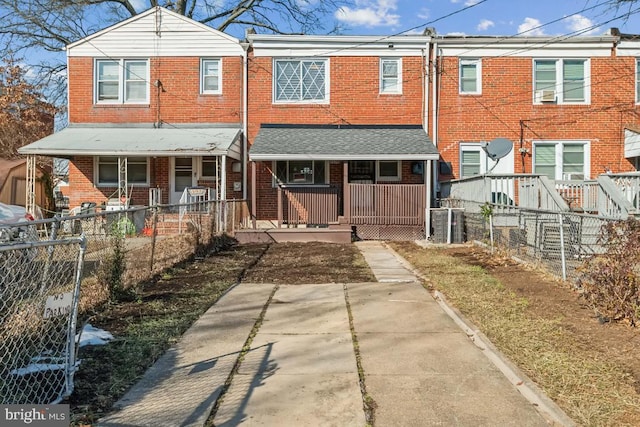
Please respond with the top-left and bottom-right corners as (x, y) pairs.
(435, 55), (639, 180)
(247, 54), (427, 219)
(68, 56), (243, 124)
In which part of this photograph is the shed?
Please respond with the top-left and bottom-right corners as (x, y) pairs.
(0, 158), (50, 208)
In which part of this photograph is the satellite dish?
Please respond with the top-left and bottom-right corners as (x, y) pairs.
(482, 138), (513, 173)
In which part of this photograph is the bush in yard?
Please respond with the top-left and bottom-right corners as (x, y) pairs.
(577, 218), (640, 326)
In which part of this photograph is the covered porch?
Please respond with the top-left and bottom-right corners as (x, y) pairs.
(248, 124), (439, 240)
(18, 125), (244, 215)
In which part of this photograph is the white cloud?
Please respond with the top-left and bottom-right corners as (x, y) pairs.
(335, 0), (400, 27)
(565, 14), (598, 35)
(130, 0), (147, 11)
(417, 8), (429, 20)
(477, 19), (494, 31)
(518, 17), (545, 36)
(451, 0), (480, 5)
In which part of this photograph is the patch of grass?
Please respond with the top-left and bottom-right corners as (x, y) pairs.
(389, 241), (640, 427)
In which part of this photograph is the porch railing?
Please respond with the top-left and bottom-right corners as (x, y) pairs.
(277, 185), (341, 226)
(149, 187), (162, 207)
(347, 183), (426, 225)
(179, 187), (213, 232)
(441, 173), (640, 219)
(441, 174), (569, 214)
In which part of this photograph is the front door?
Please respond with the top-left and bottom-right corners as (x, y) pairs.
(170, 157), (197, 204)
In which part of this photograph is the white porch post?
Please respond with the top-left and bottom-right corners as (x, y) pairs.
(118, 157), (128, 208)
(221, 155), (227, 200)
(25, 155), (36, 215)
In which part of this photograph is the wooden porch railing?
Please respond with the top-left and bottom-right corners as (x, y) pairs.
(348, 184), (426, 225)
(278, 185), (341, 226)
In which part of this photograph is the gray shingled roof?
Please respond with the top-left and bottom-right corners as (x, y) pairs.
(249, 125), (439, 161)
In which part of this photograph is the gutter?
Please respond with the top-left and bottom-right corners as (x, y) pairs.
(241, 41), (250, 200)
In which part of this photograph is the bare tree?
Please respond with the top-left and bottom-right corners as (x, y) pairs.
(0, 56), (57, 159)
(0, 0), (351, 107)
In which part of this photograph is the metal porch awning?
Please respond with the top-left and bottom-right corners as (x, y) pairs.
(18, 125), (243, 160)
(249, 124), (439, 161)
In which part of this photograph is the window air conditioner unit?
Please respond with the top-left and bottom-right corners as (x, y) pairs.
(537, 90), (556, 102)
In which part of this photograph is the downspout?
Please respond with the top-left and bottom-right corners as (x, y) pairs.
(432, 38), (440, 204)
(241, 42), (249, 201)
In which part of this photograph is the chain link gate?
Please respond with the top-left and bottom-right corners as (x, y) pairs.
(0, 236), (87, 404)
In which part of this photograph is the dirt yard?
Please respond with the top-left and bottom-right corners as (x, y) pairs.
(70, 240), (640, 426)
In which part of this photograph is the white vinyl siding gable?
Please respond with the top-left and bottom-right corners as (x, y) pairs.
(68, 8), (243, 57)
(95, 59), (149, 104)
(533, 59), (589, 104)
(201, 59), (222, 94)
(274, 59), (328, 103)
(380, 58), (402, 94)
(459, 58), (481, 95)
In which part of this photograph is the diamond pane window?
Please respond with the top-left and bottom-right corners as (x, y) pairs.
(275, 59), (327, 102)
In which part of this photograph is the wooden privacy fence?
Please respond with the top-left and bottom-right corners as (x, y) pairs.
(278, 185), (341, 226)
(348, 184), (426, 225)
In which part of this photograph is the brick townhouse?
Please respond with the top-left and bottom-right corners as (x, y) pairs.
(20, 6), (247, 210)
(434, 31), (640, 186)
(245, 34), (438, 239)
(18, 7), (640, 237)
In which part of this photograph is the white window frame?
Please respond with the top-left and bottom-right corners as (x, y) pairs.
(459, 58), (481, 95)
(532, 141), (590, 180)
(533, 58), (590, 105)
(201, 58), (222, 95)
(199, 156), (219, 179)
(376, 160), (401, 181)
(273, 58), (329, 104)
(272, 160), (328, 186)
(380, 58), (402, 95)
(94, 156), (150, 187)
(95, 59), (149, 104)
(459, 144), (483, 177)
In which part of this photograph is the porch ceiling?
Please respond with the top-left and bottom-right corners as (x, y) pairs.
(18, 126), (242, 160)
(249, 124), (439, 161)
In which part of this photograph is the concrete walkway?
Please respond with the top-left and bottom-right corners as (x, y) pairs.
(99, 241), (572, 427)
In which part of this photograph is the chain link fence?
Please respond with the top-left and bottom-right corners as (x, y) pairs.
(1, 237), (86, 405)
(459, 206), (611, 282)
(1, 199), (249, 404)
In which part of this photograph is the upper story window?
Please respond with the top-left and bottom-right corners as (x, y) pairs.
(459, 58), (481, 95)
(96, 156), (149, 186)
(95, 59), (149, 104)
(380, 58), (402, 94)
(274, 59), (328, 103)
(201, 59), (221, 94)
(533, 59), (588, 104)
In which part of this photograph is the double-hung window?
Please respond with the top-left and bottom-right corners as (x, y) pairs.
(459, 58), (481, 95)
(274, 160), (327, 185)
(533, 142), (589, 180)
(380, 58), (402, 94)
(274, 59), (328, 103)
(96, 59), (149, 104)
(201, 59), (221, 94)
(460, 149), (481, 177)
(96, 157), (149, 186)
(533, 59), (588, 104)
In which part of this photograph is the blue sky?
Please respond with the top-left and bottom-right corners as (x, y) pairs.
(330, 0), (640, 37)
